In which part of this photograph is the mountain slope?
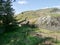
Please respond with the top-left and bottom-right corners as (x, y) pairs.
(16, 8), (60, 20)
(15, 8), (60, 30)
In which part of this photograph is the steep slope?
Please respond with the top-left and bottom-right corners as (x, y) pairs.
(15, 8), (60, 30)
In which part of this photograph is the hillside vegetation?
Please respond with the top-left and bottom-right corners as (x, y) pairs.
(15, 8), (60, 30)
(0, 8), (60, 45)
(16, 8), (60, 21)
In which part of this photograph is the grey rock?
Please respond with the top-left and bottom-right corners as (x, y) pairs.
(35, 15), (60, 30)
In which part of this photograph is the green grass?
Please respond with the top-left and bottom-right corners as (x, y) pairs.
(0, 25), (60, 45)
(0, 25), (29, 45)
(0, 25), (36, 45)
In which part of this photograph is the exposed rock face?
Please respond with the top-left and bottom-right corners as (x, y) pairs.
(36, 15), (60, 30)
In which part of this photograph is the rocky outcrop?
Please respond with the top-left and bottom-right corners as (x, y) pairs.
(35, 15), (60, 30)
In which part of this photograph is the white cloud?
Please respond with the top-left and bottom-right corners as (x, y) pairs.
(41, 6), (60, 9)
(18, 0), (28, 5)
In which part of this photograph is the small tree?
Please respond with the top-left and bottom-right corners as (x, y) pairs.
(0, 0), (17, 32)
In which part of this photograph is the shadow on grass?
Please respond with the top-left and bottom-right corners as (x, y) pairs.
(0, 25), (59, 45)
(0, 24), (35, 45)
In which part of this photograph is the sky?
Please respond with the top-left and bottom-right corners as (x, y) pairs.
(12, 0), (60, 14)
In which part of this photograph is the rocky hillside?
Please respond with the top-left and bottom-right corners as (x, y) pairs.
(16, 8), (60, 30)
(36, 15), (60, 30)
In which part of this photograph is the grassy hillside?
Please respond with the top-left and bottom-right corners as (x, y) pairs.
(11, 8), (60, 45)
(15, 8), (60, 21)
(0, 8), (60, 45)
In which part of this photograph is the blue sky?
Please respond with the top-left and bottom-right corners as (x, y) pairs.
(12, 0), (60, 14)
